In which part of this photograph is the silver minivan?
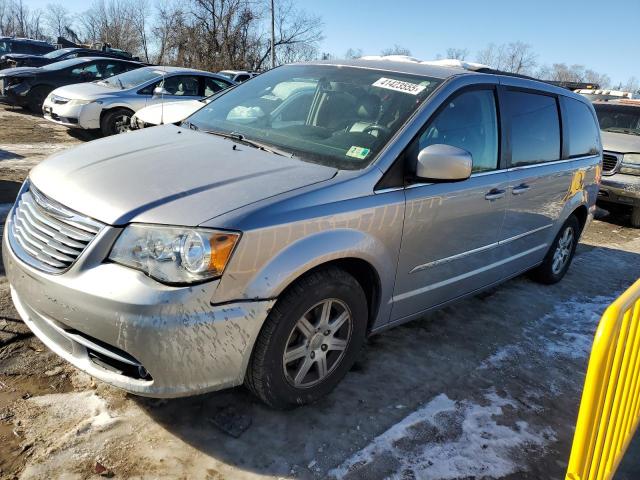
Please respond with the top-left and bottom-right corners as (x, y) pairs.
(3, 59), (601, 408)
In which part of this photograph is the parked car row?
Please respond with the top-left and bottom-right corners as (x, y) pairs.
(0, 38), (264, 136)
(0, 57), (146, 112)
(42, 66), (235, 135)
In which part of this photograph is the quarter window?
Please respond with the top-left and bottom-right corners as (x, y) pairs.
(160, 75), (200, 96)
(565, 98), (599, 158)
(204, 78), (232, 96)
(419, 89), (499, 172)
(506, 91), (561, 166)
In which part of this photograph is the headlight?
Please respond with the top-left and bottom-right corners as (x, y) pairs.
(620, 153), (640, 175)
(108, 224), (240, 284)
(67, 99), (93, 106)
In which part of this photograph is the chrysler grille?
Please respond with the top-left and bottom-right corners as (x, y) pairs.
(8, 184), (104, 273)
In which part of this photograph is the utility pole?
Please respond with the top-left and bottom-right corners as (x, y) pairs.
(270, 0), (276, 69)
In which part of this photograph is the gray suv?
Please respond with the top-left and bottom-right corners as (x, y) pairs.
(3, 59), (601, 408)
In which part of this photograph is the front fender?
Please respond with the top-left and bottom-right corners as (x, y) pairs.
(214, 228), (399, 327)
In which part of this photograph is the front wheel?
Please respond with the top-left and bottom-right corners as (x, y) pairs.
(27, 86), (50, 113)
(530, 215), (580, 284)
(245, 267), (368, 409)
(100, 108), (134, 136)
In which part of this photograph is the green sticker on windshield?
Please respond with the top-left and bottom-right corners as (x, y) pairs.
(346, 146), (370, 159)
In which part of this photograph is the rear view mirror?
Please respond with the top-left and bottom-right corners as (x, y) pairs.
(416, 144), (472, 181)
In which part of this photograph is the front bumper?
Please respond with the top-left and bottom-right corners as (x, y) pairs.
(3, 218), (274, 397)
(42, 99), (102, 129)
(0, 88), (27, 107)
(598, 174), (640, 207)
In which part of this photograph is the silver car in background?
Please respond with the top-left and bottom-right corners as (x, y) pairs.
(4, 59), (601, 408)
(42, 66), (235, 136)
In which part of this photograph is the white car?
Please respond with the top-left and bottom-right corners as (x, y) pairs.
(130, 98), (210, 129)
(217, 70), (258, 83)
(42, 66), (235, 136)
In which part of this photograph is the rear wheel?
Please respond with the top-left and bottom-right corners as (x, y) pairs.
(631, 206), (640, 228)
(530, 215), (580, 284)
(245, 267), (367, 409)
(27, 86), (49, 113)
(100, 108), (134, 136)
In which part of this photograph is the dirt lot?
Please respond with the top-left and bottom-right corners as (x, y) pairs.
(1, 104), (639, 480)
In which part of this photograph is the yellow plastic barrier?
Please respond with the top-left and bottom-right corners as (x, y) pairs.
(567, 278), (640, 480)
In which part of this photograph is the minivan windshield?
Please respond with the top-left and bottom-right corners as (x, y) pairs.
(186, 64), (442, 169)
(594, 103), (640, 136)
(97, 67), (163, 89)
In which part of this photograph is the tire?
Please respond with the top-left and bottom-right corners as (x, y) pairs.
(530, 215), (580, 285)
(27, 86), (50, 113)
(100, 108), (134, 136)
(631, 206), (640, 228)
(245, 267), (368, 409)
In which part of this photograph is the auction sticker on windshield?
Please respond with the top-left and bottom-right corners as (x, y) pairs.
(346, 146), (370, 159)
(372, 77), (426, 95)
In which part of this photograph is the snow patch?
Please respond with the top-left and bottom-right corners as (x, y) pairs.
(482, 293), (617, 370)
(28, 391), (117, 432)
(359, 55), (489, 71)
(330, 390), (553, 480)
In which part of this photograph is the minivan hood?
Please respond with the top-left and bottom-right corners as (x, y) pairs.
(49, 81), (120, 100)
(29, 125), (337, 226)
(601, 130), (640, 154)
(134, 100), (205, 125)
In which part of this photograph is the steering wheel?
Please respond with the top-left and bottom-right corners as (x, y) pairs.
(362, 124), (391, 136)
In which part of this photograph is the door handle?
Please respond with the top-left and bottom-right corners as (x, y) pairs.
(512, 184), (530, 195)
(484, 188), (506, 201)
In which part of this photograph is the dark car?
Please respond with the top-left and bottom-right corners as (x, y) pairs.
(1, 47), (138, 69)
(0, 37), (55, 68)
(0, 56), (145, 112)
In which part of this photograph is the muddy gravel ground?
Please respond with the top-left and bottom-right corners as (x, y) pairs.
(1, 104), (640, 479)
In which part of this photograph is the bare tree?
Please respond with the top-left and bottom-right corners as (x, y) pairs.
(445, 47), (468, 60)
(477, 41), (536, 74)
(152, 0), (184, 64)
(44, 3), (72, 39)
(131, 0), (150, 62)
(620, 76), (639, 93)
(381, 44), (411, 56)
(252, 0), (323, 70)
(344, 47), (362, 59)
(0, 0), (46, 39)
(536, 63), (611, 88)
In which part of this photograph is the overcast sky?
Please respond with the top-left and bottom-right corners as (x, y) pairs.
(26, 0), (638, 84)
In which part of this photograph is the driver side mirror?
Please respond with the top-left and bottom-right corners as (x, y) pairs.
(416, 144), (472, 181)
(153, 86), (169, 97)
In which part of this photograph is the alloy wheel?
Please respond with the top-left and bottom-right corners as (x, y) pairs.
(283, 298), (353, 388)
(552, 226), (574, 275)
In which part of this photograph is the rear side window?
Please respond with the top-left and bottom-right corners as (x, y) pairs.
(418, 89), (499, 172)
(506, 91), (561, 166)
(564, 98), (599, 158)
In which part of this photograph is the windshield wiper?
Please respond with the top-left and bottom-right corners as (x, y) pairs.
(198, 129), (294, 157)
